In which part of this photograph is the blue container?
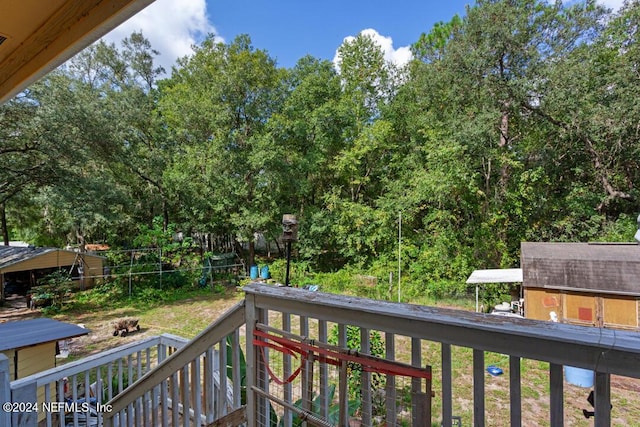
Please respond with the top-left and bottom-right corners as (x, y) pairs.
(565, 366), (594, 387)
(486, 365), (503, 376)
(250, 265), (259, 280)
(260, 265), (270, 279)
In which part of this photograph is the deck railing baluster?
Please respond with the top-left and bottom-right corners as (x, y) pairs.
(549, 363), (563, 426)
(385, 332), (397, 426)
(361, 326), (372, 426)
(510, 355), (522, 427)
(473, 349), (485, 427)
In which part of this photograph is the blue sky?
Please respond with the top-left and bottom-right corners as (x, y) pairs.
(207, 0), (471, 68)
(102, 0), (624, 75)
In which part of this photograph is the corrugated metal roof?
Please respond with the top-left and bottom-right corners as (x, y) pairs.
(0, 246), (56, 269)
(0, 318), (89, 351)
(466, 268), (523, 284)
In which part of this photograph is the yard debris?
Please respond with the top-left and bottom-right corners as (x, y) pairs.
(111, 317), (140, 337)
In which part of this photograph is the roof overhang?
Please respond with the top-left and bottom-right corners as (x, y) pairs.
(0, 318), (89, 351)
(466, 268), (523, 284)
(0, 0), (155, 104)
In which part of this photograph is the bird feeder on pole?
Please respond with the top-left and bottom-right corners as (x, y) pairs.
(282, 214), (298, 287)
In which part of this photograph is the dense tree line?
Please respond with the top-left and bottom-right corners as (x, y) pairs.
(1, 0), (638, 285)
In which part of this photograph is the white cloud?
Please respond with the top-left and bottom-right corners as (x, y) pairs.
(597, 0), (625, 10)
(552, 0), (625, 11)
(102, 0), (218, 76)
(333, 28), (413, 70)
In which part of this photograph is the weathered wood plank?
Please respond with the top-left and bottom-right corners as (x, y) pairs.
(473, 349), (484, 427)
(594, 372), (611, 427)
(549, 363), (563, 426)
(206, 405), (247, 427)
(509, 356), (522, 427)
(441, 344), (452, 427)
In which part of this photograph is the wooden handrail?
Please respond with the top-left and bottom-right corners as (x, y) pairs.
(243, 283), (640, 378)
(104, 300), (245, 423)
(10, 335), (177, 388)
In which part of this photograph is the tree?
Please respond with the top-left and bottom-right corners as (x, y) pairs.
(404, 0), (613, 267)
(160, 35), (286, 268)
(0, 95), (69, 244)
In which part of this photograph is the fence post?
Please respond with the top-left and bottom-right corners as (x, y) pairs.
(0, 354), (10, 427)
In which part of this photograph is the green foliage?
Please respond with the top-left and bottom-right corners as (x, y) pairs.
(328, 325), (385, 410)
(5, 1), (640, 292)
(281, 384), (359, 427)
(31, 270), (73, 311)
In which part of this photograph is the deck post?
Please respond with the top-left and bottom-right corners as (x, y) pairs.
(0, 354), (10, 427)
(11, 380), (38, 426)
(245, 293), (258, 426)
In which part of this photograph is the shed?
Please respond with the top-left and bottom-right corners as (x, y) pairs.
(521, 242), (640, 329)
(0, 246), (105, 301)
(0, 318), (89, 381)
(1, 318), (89, 422)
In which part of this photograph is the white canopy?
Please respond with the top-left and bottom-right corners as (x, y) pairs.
(466, 268), (523, 312)
(466, 268), (522, 284)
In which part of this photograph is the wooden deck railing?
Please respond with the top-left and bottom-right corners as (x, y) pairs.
(103, 300), (246, 427)
(6, 333), (189, 427)
(5, 283), (640, 426)
(241, 284), (640, 427)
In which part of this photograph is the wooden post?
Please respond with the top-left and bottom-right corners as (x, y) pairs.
(361, 327), (371, 425)
(0, 354), (10, 427)
(245, 294), (259, 427)
(509, 356), (522, 427)
(338, 324), (349, 427)
(11, 380), (38, 426)
(473, 349), (485, 427)
(549, 364), (563, 426)
(424, 365), (433, 426)
(411, 338), (421, 427)
(594, 372), (611, 427)
(385, 332), (397, 426)
(441, 344), (453, 427)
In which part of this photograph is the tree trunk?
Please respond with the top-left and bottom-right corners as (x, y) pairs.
(0, 204), (8, 245)
(76, 226), (86, 252)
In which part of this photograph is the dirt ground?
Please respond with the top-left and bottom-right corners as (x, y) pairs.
(0, 294), (41, 322)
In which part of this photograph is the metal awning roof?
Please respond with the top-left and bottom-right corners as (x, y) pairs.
(0, 245), (105, 271)
(0, 318), (89, 351)
(0, 246), (57, 270)
(466, 268), (523, 284)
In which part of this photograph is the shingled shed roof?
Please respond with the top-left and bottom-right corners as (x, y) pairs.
(521, 242), (640, 296)
(0, 318), (89, 351)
